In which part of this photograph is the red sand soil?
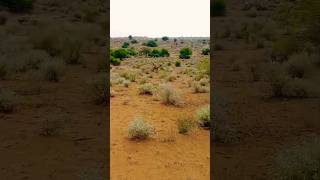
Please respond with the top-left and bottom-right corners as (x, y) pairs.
(110, 39), (210, 179)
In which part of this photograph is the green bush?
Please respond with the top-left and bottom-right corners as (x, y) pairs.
(127, 48), (137, 56)
(179, 48), (192, 59)
(202, 48), (210, 55)
(112, 49), (129, 60)
(149, 49), (169, 58)
(159, 49), (170, 57)
(122, 42), (130, 48)
(150, 49), (161, 57)
(211, 0), (226, 17)
(0, 0), (34, 12)
(110, 56), (121, 66)
(175, 61), (181, 67)
(144, 40), (158, 47)
(162, 36), (169, 41)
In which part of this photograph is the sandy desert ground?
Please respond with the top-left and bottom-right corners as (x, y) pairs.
(110, 37), (210, 179)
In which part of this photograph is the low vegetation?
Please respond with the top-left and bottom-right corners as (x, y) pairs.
(128, 117), (154, 140)
(179, 48), (192, 59)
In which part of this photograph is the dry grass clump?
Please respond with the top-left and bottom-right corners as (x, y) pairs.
(159, 84), (183, 106)
(196, 105), (210, 128)
(138, 83), (155, 95)
(128, 117), (154, 140)
(40, 60), (65, 82)
(177, 118), (196, 134)
(0, 90), (16, 113)
(88, 73), (108, 105)
(120, 70), (138, 82)
(166, 74), (177, 82)
(275, 139), (320, 180)
(192, 81), (210, 93)
(110, 74), (126, 86)
(284, 53), (311, 79)
(266, 62), (315, 98)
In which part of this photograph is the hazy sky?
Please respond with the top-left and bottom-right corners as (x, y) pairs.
(111, 0), (210, 37)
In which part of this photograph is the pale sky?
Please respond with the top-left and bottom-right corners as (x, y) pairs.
(110, 0), (210, 37)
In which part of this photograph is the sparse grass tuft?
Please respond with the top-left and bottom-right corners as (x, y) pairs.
(159, 84), (183, 106)
(196, 105), (210, 128)
(138, 83), (155, 95)
(177, 118), (196, 134)
(40, 60), (65, 82)
(192, 81), (210, 93)
(276, 139), (320, 180)
(128, 117), (154, 140)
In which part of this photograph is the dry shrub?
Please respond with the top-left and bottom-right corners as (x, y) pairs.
(266, 64), (314, 98)
(40, 60), (65, 82)
(110, 73), (126, 86)
(138, 83), (155, 95)
(159, 84), (183, 106)
(128, 117), (154, 140)
(276, 139), (320, 180)
(192, 81), (210, 93)
(120, 70), (138, 82)
(284, 53), (312, 79)
(177, 118), (196, 134)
